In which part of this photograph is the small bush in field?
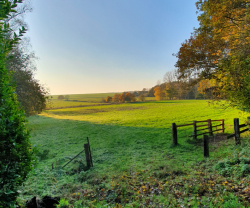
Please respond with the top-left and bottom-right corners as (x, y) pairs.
(138, 94), (146, 102)
(58, 95), (65, 100)
(106, 96), (112, 103)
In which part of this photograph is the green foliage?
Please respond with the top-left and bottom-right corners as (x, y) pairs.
(137, 93), (145, 102)
(64, 95), (69, 101)
(57, 198), (70, 208)
(0, 1), (34, 207)
(6, 38), (48, 116)
(215, 142), (250, 177)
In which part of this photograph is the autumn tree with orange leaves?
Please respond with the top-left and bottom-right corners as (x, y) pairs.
(154, 86), (165, 101)
(125, 92), (136, 102)
(106, 96), (112, 103)
(118, 94), (125, 103)
(112, 93), (121, 103)
(175, 0), (250, 111)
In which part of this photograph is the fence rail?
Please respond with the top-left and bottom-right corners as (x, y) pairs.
(227, 118), (249, 145)
(172, 119), (224, 145)
(172, 117), (250, 158)
(52, 137), (93, 170)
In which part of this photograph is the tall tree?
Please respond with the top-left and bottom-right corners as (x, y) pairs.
(0, 1), (34, 206)
(5, 1), (48, 116)
(175, 0), (250, 110)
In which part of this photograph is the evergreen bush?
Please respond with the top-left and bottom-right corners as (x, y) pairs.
(0, 1), (34, 207)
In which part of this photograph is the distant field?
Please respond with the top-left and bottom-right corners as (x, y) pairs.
(47, 93), (116, 108)
(20, 100), (250, 206)
(50, 93), (117, 101)
(47, 92), (156, 109)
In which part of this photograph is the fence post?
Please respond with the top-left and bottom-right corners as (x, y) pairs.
(203, 135), (209, 157)
(234, 118), (240, 145)
(172, 123), (178, 146)
(208, 119), (213, 136)
(84, 143), (91, 168)
(87, 137), (93, 167)
(248, 117), (250, 137)
(193, 121), (197, 140)
(221, 119), (224, 133)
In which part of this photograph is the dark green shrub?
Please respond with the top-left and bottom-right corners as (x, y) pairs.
(0, 1), (34, 207)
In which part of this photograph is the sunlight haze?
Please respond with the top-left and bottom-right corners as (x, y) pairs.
(25, 0), (199, 95)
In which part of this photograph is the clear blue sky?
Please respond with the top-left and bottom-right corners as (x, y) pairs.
(25, 0), (199, 95)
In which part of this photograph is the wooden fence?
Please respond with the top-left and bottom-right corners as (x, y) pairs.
(52, 137), (93, 170)
(172, 119), (224, 146)
(227, 118), (249, 145)
(172, 118), (250, 158)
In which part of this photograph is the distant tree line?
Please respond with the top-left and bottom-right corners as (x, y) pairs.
(130, 70), (214, 101)
(103, 92), (138, 103)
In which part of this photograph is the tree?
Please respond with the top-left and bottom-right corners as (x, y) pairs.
(112, 93), (121, 103)
(148, 87), (155, 97)
(165, 82), (178, 100)
(12, 69), (48, 115)
(4, 2), (48, 116)
(0, 1), (34, 206)
(106, 96), (112, 103)
(124, 92), (136, 102)
(64, 95), (70, 101)
(58, 95), (64, 100)
(154, 86), (165, 101)
(175, 0), (250, 110)
(118, 93), (125, 103)
(138, 94), (146, 102)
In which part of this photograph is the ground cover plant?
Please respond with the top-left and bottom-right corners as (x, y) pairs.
(17, 99), (250, 207)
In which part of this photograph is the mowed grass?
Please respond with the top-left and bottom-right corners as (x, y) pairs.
(19, 100), (250, 207)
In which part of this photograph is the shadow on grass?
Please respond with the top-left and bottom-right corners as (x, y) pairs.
(28, 115), (207, 175)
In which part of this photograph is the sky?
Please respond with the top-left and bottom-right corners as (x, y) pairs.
(25, 0), (200, 95)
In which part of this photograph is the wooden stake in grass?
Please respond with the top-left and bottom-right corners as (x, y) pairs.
(221, 119), (225, 133)
(87, 137), (93, 167)
(172, 123), (177, 146)
(193, 121), (197, 140)
(203, 135), (209, 157)
(234, 118), (240, 145)
(248, 117), (250, 137)
(208, 119), (213, 136)
(84, 143), (91, 168)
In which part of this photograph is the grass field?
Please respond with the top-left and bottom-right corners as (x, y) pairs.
(47, 93), (156, 109)
(18, 98), (250, 207)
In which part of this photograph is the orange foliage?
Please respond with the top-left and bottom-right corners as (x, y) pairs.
(124, 92), (136, 102)
(154, 86), (164, 101)
(112, 93), (121, 103)
(118, 94), (125, 103)
(106, 96), (112, 103)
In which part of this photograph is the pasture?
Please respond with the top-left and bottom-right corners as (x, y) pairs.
(18, 98), (250, 207)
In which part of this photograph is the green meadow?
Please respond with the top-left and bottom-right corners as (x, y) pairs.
(47, 93), (156, 109)
(19, 98), (250, 207)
